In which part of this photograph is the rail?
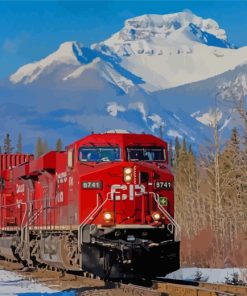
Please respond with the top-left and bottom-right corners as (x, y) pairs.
(149, 192), (181, 241)
(154, 279), (247, 296)
(28, 206), (43, 227)
(78, 192), (111, 250)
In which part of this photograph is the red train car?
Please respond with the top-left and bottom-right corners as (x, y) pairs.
(0, 133), (180, 279)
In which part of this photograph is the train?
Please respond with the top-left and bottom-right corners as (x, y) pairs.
(0, 132), (180, 280)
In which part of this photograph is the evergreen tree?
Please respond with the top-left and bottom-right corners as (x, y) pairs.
(35, 137), (49, 157)
(3, 133), (14, 153)
(187, 144), (197, 192)
(35, 137), (43, 158)
(174, 137), (180, 166)
(43, 140), (49, 154)
(176, 137), (188, 186)
(181, 138), (187, 154)
(55, 138), (63, 151)
(168, 139), (173, 167)
(230, 127), (240, 146)
(16, 133), (23, 153)
(221, 128), (241, 175)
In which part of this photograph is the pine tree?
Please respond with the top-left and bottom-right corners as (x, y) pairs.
(16, 133), (23, 153)
(176, 138), (188, 189)
(35, 137), (49, 158)
(219, 127), (246, 250)
(230, 127), (240, 146)
(174, 137), (180, 166)
(3, 133), (14, 153)
(43, 140), (49, 154)
(35, 137), (43, 158)
(187, 144), (197, 192)
(181, 138), (187, 155)
(168, 140), (173, 167)
(55, 138), (63, 151)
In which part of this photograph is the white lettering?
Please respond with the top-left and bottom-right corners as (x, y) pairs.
(110, 184), (146, 201)
(56, 191), (64, 203)
(57, 172), (67, 184)
(16, 184), (25, 194)
(110, 184), (127, 200)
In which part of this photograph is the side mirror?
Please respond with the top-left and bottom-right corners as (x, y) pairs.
(67, 149), (74, 169)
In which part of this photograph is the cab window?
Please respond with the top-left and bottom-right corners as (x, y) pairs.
(126, 147), (166, 161)
(79, 147), (121, 162)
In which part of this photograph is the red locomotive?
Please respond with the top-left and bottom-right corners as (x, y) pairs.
(0, 132), (180, 279)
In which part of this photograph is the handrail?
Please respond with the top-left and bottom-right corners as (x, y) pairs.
(78, 192), (111, 250)
(28, 206), (43, 226)
(149, 192), (181, 241)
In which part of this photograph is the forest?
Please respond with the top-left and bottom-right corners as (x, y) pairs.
(172, 90), (247, 268)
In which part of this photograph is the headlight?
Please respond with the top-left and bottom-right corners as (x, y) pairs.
(152, 212), (161, 221)
(124, 168), (132, 175)
(124, 167), (133, 183)
(103, 212), (113, 222)
(124, 175), (132, 182)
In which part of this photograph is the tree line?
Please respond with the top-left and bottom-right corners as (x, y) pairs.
(171, 128), (246, 268)
(170, 84), (247, 268)
(0, 133), (63, 157)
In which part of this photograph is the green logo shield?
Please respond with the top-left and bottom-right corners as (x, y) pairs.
(159, 196), (168, 206)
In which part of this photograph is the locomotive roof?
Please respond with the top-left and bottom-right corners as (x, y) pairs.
(70, 133), (167, 148)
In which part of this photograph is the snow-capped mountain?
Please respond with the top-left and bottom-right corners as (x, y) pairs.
(94, 11), (247, 91)
(10, 12), (247, 93)
(1, 11), (247, 150)
(10, 42), (84, 84)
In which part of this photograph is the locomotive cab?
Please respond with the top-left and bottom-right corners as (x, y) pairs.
(67, 133), (180, 279)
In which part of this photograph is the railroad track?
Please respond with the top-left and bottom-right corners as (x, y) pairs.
(0, 259), (246, 296)
(83, 280), (247, 296)
(101, 279), (247, 296)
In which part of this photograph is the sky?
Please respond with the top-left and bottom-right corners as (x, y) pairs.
(0, 0), (247, 79)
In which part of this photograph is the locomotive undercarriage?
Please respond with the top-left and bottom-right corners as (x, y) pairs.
(0, 230), (80, 271)
(81, 225), (180, 279)
(0, 224), (179, 280)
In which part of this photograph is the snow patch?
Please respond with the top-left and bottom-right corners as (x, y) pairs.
(129, 102), (147, 121)
(191, 110), (201, 117)
(107, 102), (126, 117)
(148, 114), (165, 132)
(0, 269), (58, 295)
(166, 267), (247, 283)
(194, 110), (223, 126)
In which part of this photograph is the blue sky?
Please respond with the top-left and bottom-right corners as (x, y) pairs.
(1, 1), (247, 79)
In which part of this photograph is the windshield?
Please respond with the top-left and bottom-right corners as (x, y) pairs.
(127, 147), (166, 162)
(79, 147), (121, 162)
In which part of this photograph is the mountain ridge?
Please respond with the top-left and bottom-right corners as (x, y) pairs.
(1, 11), (246, 150)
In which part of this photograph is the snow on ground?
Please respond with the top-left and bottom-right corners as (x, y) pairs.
(0, 269), (74, 296)
(166, 267), (247, 283)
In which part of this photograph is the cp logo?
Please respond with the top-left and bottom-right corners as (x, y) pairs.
(110, 184), (145, 201)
